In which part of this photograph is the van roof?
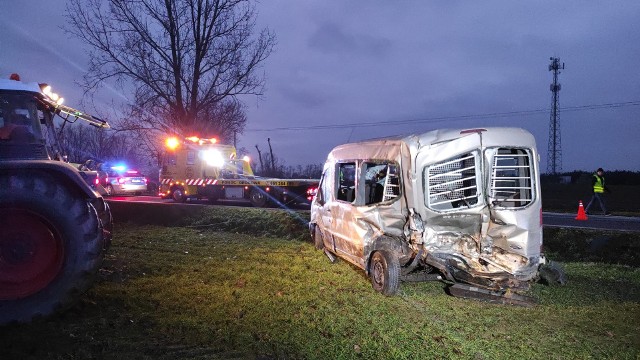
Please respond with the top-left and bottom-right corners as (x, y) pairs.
(328, 127), (536, 161)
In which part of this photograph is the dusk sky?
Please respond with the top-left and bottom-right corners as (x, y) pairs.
(2, 1), (639, 172)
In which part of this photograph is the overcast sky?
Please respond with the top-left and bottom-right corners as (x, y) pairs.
(1, 1), (639, 172)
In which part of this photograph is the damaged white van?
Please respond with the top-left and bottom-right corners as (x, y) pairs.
(309, 128), (565, 305)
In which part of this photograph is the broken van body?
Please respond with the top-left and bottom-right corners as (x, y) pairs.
(309, 127), (562, 303)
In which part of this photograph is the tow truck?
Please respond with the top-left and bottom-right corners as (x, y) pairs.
(159, 136), (319, 207)
(0, 74), (112, 324)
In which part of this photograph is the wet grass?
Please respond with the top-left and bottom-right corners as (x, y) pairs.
(1, 223), (639, 360)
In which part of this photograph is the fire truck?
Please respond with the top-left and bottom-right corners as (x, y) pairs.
(159, 136), (319, 207)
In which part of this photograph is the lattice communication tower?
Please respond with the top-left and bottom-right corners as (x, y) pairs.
(547, 57), (564, 174)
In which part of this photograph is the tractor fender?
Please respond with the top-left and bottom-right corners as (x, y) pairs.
(0, 160), (100, 199)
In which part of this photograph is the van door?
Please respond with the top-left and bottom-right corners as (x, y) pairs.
(416, 133), (486, 256)
(329, 162), (361, 264)
(313, 162), (358, 257)
(312, 165), (335, 249)
(312, 162), (363, 267)
(485, 147), (542, 260)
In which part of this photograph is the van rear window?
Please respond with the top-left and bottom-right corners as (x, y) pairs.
(490, 148), (534, 208)
(424, 152), (479, 211)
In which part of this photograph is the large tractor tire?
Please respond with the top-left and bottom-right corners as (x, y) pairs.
(0, 173), (105, 325)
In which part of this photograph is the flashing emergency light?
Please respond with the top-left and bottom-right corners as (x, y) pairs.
(111, 165), (126, 172)
(202, 149), (225, 167)
(242, 155), (250, 162)
(166, 137), (180, 150)
(185, 136), (218, 145)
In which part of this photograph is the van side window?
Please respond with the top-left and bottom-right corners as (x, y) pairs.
(425, 152), (479, 211)
(337, 162), (356, 203)
(364, 162), (400, 205)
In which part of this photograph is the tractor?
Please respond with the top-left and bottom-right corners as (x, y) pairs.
(0, 74), (112, 325)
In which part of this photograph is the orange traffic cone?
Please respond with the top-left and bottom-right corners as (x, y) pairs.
(575, 200), (588, 221)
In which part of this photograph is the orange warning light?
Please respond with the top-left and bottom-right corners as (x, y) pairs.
(166, 137), (180, 150)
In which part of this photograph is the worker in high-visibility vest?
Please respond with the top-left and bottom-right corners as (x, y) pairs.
(585, 167), (611, 216)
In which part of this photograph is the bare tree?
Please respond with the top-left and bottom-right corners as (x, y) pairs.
(65, 0), (275, 144)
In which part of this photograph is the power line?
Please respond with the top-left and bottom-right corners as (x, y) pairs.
(245, 100), (640, 132)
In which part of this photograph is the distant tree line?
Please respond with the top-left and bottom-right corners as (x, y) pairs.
(60, 125), (141, 165)
(59, 124), (158, 178)
(542, 170), (640, 185)
(250, 148), (322, 179)
(251, 138), (323, 179)
(60, 124), (322, 180)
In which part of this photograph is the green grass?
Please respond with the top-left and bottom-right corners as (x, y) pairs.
(2, 224), (639, 360)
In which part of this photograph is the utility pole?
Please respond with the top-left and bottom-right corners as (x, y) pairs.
(255, 144), (264, 173)
(547, 57), (564, 174)
(267, 138), (276, 175)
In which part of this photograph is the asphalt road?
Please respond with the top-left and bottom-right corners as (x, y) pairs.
(106, 196), (640, 232)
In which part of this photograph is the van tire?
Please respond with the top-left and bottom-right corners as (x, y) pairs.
(369, 250), (400, 296)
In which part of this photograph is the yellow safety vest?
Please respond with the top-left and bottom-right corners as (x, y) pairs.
(593, 174), (605, 193)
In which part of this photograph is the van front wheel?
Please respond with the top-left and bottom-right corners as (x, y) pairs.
(370, 251), (400, 296)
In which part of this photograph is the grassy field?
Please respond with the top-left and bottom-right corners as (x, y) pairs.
(2, 214), (639, 359)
